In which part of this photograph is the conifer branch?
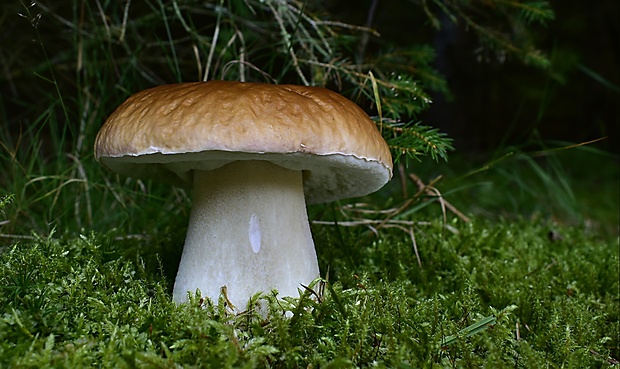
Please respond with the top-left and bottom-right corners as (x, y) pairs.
(377, 120), (454, 162)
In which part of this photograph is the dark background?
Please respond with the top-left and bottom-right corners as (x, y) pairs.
(1, 0), (618, 155)
(328, 0), (619, 154)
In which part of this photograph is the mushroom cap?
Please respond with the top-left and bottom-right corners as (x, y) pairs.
(95, 81), (393, 204)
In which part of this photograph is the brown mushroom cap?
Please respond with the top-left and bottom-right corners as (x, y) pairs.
(95, 81), (393, 203)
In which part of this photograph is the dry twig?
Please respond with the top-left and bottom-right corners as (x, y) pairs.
(313, 173), (469, 268)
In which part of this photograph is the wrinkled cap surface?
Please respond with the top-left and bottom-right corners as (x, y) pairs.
(95, 81), (393, 203)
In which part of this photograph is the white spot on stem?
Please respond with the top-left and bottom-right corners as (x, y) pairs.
(249, 214), (261, 253)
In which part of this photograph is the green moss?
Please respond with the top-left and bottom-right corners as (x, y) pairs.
(1, 219), (617, 367)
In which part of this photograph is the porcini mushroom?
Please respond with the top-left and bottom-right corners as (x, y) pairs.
(94, 81), (393, 308)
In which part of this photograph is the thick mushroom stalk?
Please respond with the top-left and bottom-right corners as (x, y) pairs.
(172, 160), (320, 308)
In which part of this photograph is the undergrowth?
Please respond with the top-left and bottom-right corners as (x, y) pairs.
(0, 220), (617, 367)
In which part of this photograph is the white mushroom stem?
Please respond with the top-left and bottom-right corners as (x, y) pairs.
(172, 160), (320, 308)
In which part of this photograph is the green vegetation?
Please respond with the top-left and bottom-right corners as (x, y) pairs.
(1, 218), (617, 367)
(1, 0), (618, 367)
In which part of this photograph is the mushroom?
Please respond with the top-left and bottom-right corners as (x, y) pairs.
(94, 81), (393, 308)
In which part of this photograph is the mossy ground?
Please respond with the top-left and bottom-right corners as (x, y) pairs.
(1, 212), (617, 367)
